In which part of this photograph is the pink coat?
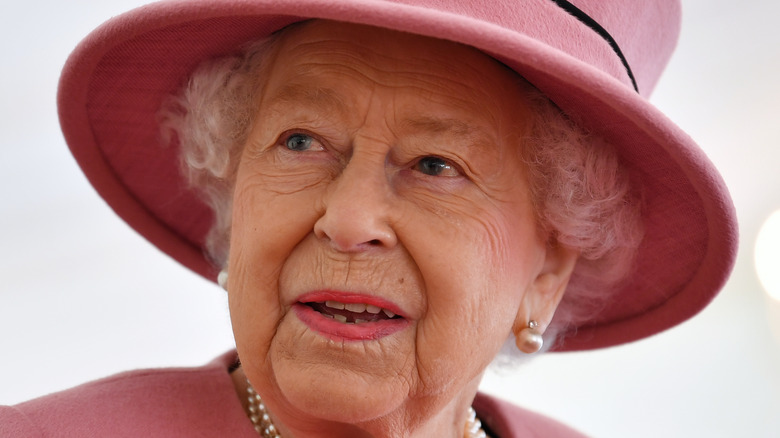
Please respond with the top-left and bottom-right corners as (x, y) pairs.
(1, 351), (588, 437)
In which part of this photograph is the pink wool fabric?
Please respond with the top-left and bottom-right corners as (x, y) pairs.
(57, 0), (738, 351)
(0, 351), (588, 438)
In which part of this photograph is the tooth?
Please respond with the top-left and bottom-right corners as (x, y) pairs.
(334, 314), (347, 323)
(355, 319), (368, 324)
(326, 301), (345, 310)
(366, 304), (381, 314)
(383, 309), (395, 318)
(344, 303), (367, 313)
(322, 314), (334, 319)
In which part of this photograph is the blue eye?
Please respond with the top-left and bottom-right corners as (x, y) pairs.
(416, 156), (459, 177)
(285, 133), (314, 151)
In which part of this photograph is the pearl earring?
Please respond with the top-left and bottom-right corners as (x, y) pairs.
(516, 320), (544, 354)
(217, 269), (229, 291)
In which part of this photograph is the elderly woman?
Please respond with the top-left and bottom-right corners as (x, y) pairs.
(1, 0), (736, 437)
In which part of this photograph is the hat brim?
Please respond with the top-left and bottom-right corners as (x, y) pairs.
(57, 0), (737, 351)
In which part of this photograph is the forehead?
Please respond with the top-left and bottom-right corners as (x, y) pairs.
(271, 20), (500, 72)
(259, 20), (534, 123)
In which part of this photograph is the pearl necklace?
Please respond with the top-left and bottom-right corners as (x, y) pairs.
(245, 379), (488, 438)
(246, 381), (281, 438)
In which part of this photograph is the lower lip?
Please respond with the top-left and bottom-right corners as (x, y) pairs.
(293, 303), (409, 342)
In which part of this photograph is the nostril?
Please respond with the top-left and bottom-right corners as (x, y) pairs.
(368, 239), (382, 246)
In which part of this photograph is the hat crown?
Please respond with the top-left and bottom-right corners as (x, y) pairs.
(380, 0), (680, 96)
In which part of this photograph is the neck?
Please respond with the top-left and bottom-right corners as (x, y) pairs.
(230, 366), (484, 438)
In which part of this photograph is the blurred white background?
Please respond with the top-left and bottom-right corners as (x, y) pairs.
(1, 1), (778, 437)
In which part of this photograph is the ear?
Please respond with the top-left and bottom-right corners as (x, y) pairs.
(513, 243), (579, 336)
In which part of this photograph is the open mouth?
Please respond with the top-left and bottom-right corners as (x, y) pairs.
(304, 300), (402, 324)
(293, 292), (409, 341)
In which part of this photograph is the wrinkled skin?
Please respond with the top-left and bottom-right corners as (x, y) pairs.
(227, 20), (577, 438)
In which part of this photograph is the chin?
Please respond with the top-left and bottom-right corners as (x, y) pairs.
(272, 355), (409, 424)
(275, 322), (413, 416)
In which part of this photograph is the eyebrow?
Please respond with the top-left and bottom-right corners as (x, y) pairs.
(264, 83), (349, 118)
(264, 84), (494, 149)
(400, 115), (497, 155)
(400, 116), (480, 139)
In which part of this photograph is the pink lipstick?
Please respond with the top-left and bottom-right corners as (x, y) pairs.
(293, 291), (409, 341)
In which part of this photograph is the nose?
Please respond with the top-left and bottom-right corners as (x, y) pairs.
(313, 152), (398, 252)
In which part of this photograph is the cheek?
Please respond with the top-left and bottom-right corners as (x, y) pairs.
(405, 206), (537, 378)
(228, 165), (328, 365)
(230, 156), (331, 263)
(411, 197), (537, 297)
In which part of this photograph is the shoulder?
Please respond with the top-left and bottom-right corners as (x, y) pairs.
(474, 392), (589, 438)
(1, 351), (255, 438)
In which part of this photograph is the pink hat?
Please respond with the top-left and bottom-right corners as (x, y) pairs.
(58, 0), (737, 351)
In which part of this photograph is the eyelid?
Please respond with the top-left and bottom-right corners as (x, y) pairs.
(413, 155), (464, 178)
(277, 129), (327, 152)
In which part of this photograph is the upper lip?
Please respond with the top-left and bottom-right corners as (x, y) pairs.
(295, 290), (407, 319)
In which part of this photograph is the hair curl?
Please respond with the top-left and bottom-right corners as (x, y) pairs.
(159, 36), (281, 265)
(159, 32), (644, 352)
(518, 90), (644, 350)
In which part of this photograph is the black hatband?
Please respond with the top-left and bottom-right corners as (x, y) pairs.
(549, 0), (639, 92)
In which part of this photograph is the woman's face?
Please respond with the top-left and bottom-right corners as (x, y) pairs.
(228, 20), (571, 431)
